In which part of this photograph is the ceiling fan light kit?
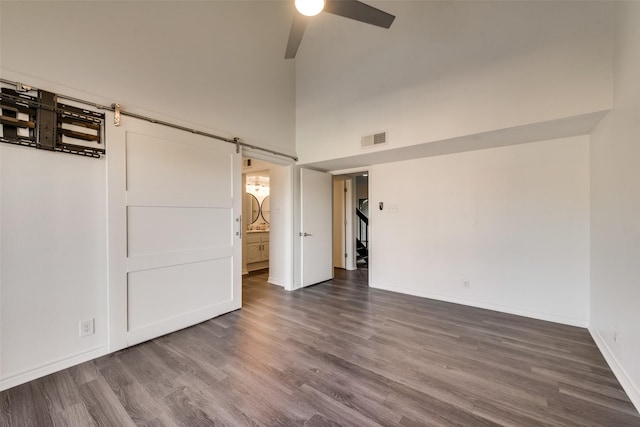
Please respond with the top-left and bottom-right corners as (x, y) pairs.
(285, 0), (396, 59)
(295, 0), (325, 17)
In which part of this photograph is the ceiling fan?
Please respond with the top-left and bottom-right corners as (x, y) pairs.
(285, 0), (396, 59)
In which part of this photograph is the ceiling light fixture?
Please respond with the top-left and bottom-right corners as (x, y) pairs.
(295, 0), (325, 16)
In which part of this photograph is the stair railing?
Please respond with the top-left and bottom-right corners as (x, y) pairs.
(356, 208), (368, 251)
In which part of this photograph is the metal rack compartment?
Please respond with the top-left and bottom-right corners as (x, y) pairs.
(0, 87), (105, 158)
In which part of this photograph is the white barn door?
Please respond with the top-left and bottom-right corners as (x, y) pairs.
(107, 114), (241, 349)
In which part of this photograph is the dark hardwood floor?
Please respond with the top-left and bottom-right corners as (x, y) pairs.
(1, 268), (639, 426)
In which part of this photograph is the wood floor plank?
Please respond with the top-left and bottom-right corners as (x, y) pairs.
(50, 402), (97, 427)
(1, 382), (54, 427)
(98, 357), (176, 426)
(1, 268), (639, 426)
(78, 377), (136, 426)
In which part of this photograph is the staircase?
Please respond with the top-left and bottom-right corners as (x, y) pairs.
(356, 207), (368, 267)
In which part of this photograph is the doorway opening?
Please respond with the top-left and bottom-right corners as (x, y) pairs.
(242, 158), (271, 277)
(355, 174), (369, 270)
(241, 156), (293, 290)
(332, 171), (369, 276)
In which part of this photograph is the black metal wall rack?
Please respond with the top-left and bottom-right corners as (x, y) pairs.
(0, 87), (105, 158)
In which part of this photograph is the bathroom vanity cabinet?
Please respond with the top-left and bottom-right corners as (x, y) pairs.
(246, 231), (269, 271)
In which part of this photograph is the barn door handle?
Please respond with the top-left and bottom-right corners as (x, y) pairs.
(235, 215), (242, 239)
(299, 232), (312, 237)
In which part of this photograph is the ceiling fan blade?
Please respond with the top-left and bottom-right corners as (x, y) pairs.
(324, 0), (395, 29)
(285, 13), (309, 59)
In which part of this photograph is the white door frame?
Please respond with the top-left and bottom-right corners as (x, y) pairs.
(344, 178), (356, 271)
(333, 179), (347, 269)
(242, 148), (296, 291)
(329, 168), (370, 274)
(332, 178), (357, 270)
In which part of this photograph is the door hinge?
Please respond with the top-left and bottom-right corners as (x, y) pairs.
(345, 253), (348, 258)
(235, 215), (242, 239)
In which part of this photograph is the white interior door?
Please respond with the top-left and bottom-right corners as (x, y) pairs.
(333, 179), (346, 268)
(107, 114), (241, 349)
(301, 168), (333, 287)
(344, 178), (356, 270)
(333, 179), (347, 268)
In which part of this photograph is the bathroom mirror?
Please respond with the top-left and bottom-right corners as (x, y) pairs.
(246, 193), (260, 224)
(261, 195), (270, 224)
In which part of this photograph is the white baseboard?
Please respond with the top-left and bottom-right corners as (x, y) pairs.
(0, 345), (108, 392)
(267, 276), (285, 287)
(369, 282), (588, 328)
(590, 328), (640, 412)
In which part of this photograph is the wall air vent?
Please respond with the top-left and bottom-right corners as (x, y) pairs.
(361, 131), (387, 148)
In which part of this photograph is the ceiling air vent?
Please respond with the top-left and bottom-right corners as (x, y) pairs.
(361, 131), (387, 148)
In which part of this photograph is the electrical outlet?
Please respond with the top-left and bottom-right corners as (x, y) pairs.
(79, 319), (95, 337)
(463, 280), (470, 288)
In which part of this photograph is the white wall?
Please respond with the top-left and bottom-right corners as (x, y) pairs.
(370, 136), (590, 326)
(1, 1), (295, 156)
(589, 1), (640, 409)
(1, 145), (108, 389)
(0, 1), (296, 389)
(296, 1), (613, 164)
(268, 164), (293, 290)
